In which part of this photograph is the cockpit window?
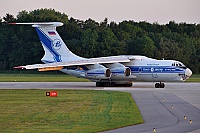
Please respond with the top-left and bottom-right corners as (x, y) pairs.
(172, 62), (187, 69)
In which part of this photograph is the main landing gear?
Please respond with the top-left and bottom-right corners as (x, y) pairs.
(96, 82), (132, 87)
(155, 82), (165, 88)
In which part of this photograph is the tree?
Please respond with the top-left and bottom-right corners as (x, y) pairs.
(0, 25), (16, 69)
(3, 13), (15, 22)
(81, 28), (98, 57)
(128, 36), (155, 57)
(100, 18), (108, 28)
(17, 8), (68, 24)
(166, 21), (178, 32)
(83, 18), (99, 30)
(0, 8), (200, 73)
(158, 38), (181, 60)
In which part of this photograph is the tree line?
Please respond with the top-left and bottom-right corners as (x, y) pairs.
(0, 8), (200, 73)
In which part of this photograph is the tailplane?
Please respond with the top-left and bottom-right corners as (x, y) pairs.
(10, 22), (83, 63)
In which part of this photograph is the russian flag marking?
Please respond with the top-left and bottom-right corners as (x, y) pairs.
(48, 31), (56, 35)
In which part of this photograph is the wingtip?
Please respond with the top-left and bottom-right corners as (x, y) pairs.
(14, 66), (26, 69)
(8, 22), (17, 25)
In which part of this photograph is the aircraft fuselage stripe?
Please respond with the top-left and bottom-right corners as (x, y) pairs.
(129, 66), (185, 73)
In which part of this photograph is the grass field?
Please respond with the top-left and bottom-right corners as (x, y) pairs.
(0, 73), (199, 82)
(186, 74), (200, 82)
(0, 73), (89, 82)
(0, 90), (143, 133)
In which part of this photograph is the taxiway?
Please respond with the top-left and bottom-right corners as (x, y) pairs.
(0, 82), (200, 133)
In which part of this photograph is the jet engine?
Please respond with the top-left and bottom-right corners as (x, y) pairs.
(105, 63), (131, 79)
(85, 68), (111, 79)
(110, 67), (131, 79)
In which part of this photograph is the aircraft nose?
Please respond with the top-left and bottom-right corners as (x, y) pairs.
(185, 68), (192, 79)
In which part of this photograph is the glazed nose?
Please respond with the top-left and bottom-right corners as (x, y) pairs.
(185, 68), (192, 79)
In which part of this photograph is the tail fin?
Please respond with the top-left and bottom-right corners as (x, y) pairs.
(10, 22), (83, 63)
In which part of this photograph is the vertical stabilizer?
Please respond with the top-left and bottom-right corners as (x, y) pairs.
(33, 22), (83, 63)
(11, 22), (83, 63)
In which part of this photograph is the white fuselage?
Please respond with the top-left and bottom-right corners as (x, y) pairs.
(61, 55), (192, 84)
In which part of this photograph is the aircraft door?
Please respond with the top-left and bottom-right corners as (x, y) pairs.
(151, 67), (158, 79)
(138, 67), (142, 73)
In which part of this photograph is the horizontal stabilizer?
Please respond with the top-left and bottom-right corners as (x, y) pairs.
(9, 22), (63, 27)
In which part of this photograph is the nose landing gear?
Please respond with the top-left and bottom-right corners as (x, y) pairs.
(155, 82), (165, 88)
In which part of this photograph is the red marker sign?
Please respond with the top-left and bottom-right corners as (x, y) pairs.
(50, 91), (58, 97)
(46, 91), (58, 97)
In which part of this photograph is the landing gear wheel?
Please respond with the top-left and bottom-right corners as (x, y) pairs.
(155, 83), (160, 88)
(126, 83), (132, 87)
(96, 82), (102, 87)
(111, 82), (116, 87)
(160, 83), (165, 88)
(155, 82), (165, 88)
(104, 82), (111, 87)
(96, 82), (132, 87)
(96, 82), (115, 87)
(114, 83), (133, 87)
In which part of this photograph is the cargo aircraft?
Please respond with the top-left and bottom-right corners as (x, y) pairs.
(11, 22), (192, 88)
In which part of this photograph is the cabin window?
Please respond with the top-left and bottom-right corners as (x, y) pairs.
(172, 62), (186, 69)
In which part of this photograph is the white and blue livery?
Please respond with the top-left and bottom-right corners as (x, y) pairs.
(11, 22), (192, 88)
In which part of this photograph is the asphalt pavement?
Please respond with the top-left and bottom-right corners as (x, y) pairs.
(0, 82), (199, 133)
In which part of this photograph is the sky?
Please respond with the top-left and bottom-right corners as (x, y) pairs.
(0, 0), (199, 24)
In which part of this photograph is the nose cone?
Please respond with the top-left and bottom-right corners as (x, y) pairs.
(185, 68), (192, 79)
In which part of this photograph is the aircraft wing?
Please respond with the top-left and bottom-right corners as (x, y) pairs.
(14, 56), (130, 70)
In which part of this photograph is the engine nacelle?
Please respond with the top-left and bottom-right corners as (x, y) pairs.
(104, 63), (131, 79)
(111, 67), (131, 79)
(85, 68), (111, 79)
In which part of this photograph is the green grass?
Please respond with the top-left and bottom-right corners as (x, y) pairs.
(0, 73), (89, 82)
(186, 74), (200, 82)
(0, 90), (143, 133)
